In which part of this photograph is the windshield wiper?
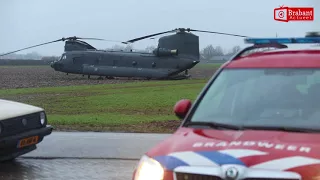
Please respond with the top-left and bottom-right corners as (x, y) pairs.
(184, 122), (320, 132)
(242, 126), (320, 133)
(184, 121), (243, 130)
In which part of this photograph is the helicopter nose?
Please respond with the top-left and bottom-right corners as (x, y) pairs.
(50, 61), (58, 69)
(50, 61), (62, 70)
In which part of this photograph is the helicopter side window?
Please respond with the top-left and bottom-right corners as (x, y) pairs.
(95, 56), (103, 65)
(152, 62), (156, 68)
(72, 57), (78, 64)
(72, 57), (85, 64)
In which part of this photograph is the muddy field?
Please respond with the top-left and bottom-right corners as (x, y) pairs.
(0, 66), (218, 89)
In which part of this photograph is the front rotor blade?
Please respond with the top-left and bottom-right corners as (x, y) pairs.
(0, 39), (63, 57)
(75, 37), (124, 43)
(189, 29), (248, 37)
(124, 30), (176, 43)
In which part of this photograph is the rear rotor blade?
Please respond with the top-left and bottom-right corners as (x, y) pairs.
(188, 29), (248, 37)
(0, 39), (63, 57)
(123, 29), (176, 44)
(123, 28), (248, 44)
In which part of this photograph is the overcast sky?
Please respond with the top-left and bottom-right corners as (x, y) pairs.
(0, 0), (319, 56)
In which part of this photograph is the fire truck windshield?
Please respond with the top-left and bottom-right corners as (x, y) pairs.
(190, 68), (320, 131)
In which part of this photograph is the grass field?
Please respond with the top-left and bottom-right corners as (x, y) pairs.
(0, 63), (222, 133)
(194, 63), (223, 69)
(0, 79), (209, 133)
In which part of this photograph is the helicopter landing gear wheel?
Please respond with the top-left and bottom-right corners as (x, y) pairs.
(184, 69), (191, 79)
(106, 76), (115, 79)
(166, 75), (189, 80)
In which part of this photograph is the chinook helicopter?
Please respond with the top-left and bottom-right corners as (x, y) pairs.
(0, 28), (247, 80)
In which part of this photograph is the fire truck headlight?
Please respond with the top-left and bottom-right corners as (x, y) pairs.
(134, 155), (164, 180)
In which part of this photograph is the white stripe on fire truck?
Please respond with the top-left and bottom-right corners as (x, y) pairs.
(168, 151), (219, 166)
(218, 149), (268, 158)
(250, 156), (320, 170)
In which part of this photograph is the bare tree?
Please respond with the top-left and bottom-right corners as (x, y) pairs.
(123, 44), (134, 52)
(41, 56), (59, 63)
(214, 46), (224, 56)
(225, 45), (242, 55)
(145, 45), (156, 53)
(200, 45), (215, 60)
(231, 45), (241, 54)
(110, 44), (125, 51)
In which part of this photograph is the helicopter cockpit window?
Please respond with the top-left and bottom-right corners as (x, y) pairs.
(58, 54), (66, 62)
(56, 56), (61, 61)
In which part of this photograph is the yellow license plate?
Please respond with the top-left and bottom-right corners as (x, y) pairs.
(18, 136), (39, 148)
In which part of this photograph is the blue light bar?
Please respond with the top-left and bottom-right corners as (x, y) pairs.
(244, 37), (320, 44)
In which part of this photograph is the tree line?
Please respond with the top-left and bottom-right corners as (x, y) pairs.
(200, 45), (241, 60)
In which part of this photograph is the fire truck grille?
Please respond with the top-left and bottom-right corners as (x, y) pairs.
(244, 179), (299, 180)
(175, 173), (300, 180)
(175, 172), (222, 180)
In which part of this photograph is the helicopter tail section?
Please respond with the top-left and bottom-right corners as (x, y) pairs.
(121, 28), (246, 61)
(157, 32), (200, 60)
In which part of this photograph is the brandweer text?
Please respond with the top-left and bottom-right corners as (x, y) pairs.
(193, 141), (311, 153)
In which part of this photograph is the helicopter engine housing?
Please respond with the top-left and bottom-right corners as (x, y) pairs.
(152, 47), (178, 56)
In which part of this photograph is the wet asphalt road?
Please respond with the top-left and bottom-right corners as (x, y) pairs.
(0, 132), (171, 180)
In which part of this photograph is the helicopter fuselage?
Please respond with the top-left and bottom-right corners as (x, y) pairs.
(50, 50), (199, 79)
(0, 28), (247, 80)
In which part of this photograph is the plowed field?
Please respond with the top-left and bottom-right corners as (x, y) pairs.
(0, 64), (219, 89)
